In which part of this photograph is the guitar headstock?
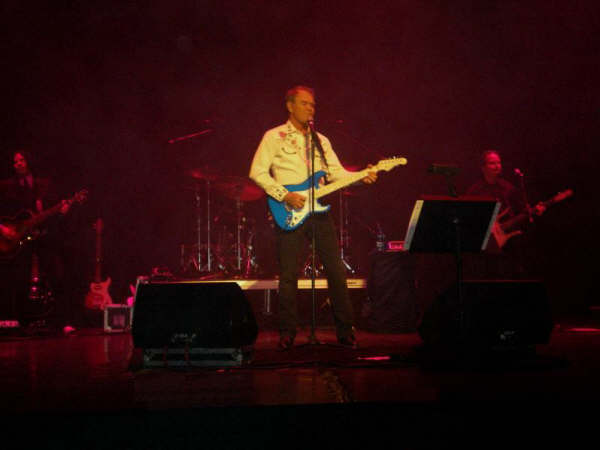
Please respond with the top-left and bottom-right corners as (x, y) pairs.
(374, 157), (408, 172)
(553, 189), (573, 203)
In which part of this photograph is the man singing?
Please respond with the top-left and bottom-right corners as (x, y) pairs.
(249, 86), (376, 350)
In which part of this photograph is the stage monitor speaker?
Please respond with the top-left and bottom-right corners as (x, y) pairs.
(132, 282), (258, 349)
(418, 280), (553, 348)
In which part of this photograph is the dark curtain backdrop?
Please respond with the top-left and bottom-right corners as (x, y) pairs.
(2, 0), (598, 313)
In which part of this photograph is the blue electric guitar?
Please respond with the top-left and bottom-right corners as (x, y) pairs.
(268, 157), (407, 231)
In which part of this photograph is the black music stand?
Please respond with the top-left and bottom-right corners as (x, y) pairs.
(403, 196), (500, 339)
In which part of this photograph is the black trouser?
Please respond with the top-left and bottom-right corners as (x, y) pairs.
(276, 212), (354, 339)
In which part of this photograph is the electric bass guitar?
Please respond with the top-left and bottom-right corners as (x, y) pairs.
(268, 157), (407, 231)
(491, 188), (573, 249)
(0, 189), (88, 259)
(84, 218), (112, 310)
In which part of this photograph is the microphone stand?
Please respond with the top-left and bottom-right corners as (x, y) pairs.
(297, 120), (339, 348)
(307, 121), (319, 345)
(515, 170), (533, 223)
(427, 164), (463, 334)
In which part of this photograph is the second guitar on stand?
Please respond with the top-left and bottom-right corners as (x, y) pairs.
(84, 218), (112, 310)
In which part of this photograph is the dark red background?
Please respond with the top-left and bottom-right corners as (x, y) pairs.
(3, 1), (598, 313)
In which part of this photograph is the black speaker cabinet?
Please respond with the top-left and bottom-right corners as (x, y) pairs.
(132, 282), (258, 348)
(366, 251), (417, 332)
(418, 280), (553, 348)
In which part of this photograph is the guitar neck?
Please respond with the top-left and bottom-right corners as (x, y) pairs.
(93, 230), (103, 283)
(314, 169), (370, 199)
(540, 197), (560, 208)
(501, 191), (572, 230)
(25, 202), (65, 229)
(93, 260), (103, 283)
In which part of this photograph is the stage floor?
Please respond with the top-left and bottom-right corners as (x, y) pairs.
(2, 314), (600, 448)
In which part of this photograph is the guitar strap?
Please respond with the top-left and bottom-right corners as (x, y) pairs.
(309, 131), (329, 171)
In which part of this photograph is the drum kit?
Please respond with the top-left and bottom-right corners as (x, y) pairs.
(180, 166), (266, 278)
(181, 166), (361, 279)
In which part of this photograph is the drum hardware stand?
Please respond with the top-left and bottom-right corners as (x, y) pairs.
(341, 258), (355, 274)
(302, 247), (323, 278)
(192, 181), (204, 273)
(233, 195), (256, 278)
(193, 178), (215, 274)
(236, 197), (243, 273)
(180, 244), (195, 273)
(515, 168), (533, 223)
(205, 178), (213, 272)
(339, 189), (357, 275)
(243, 227), (260, 277)
(239, 212), (262, 278)
(209, 224), (229, 275)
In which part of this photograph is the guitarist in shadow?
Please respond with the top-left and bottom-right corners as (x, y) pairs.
(0, 149), (76, 333)
(466, 149), (547, 279)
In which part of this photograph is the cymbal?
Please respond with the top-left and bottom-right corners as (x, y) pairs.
(345, 165), (362, 171)
(188, 166), (222, 181)
(214, 176), (264, 201)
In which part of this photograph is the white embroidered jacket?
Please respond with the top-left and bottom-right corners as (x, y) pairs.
(249, 121), (353, 201)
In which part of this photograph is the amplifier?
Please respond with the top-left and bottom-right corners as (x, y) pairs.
(104, 304), (133, 333)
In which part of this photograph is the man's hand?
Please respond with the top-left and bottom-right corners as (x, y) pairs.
(533, 203), (546, 216)
(362, 164), (378, 184)
(284, 192), (306, 210)
(0, 224), (17, 240)
(59, 199), (71, 215)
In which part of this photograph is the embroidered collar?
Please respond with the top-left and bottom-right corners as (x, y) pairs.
(278, 121), (308, 154)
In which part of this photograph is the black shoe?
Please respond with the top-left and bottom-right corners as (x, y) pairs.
(338, 334), (358, 349)
(278, 335), (294, 351)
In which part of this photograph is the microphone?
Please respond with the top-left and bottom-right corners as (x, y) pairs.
(168, 128), (213, 144)
(307, 118), (315, 132)
(514, 168), (524, 177)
